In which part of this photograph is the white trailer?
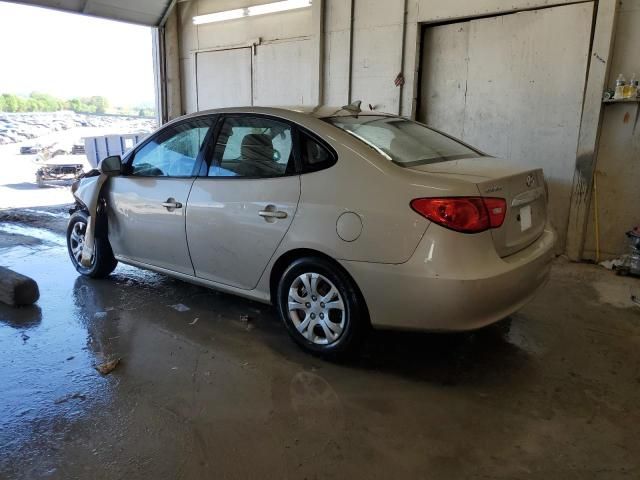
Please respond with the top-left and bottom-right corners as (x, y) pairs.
(84, 134), (145, 168)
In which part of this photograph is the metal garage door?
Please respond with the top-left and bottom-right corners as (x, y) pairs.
(196, 38), (314, 110)
(196, 48), (252, 110)
(253, 39), (315, 106)
(418, 2), (594, 248)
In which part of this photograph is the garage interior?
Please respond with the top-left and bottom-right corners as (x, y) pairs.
(1, 0), (639, 478)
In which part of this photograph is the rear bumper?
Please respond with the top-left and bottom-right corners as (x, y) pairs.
(340, 224), (556, 331)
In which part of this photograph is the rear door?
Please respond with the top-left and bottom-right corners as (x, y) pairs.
(186, 115), (301, 289)
(106, 117), (214, 274)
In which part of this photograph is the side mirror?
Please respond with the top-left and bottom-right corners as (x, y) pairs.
(99, 155), (122, 176)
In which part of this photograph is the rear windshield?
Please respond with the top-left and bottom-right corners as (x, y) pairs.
(325, 115), (481, 167)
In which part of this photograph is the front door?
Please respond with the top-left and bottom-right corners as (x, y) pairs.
(187, 115), (301, 289)
(106, 117), (214, 275)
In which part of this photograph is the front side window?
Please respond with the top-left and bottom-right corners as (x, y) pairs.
(208, 117), (294, 177)
(325, 115), (480, 167)
(129, 118), (213, 177)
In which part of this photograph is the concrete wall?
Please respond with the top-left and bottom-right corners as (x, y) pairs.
(173, 0), (589, 116)
(164, 9), (183, 121)
(583, 0), (640, 260)
(168, 0), (636, 258)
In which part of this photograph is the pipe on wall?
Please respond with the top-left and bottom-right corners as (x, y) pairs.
(313, 0), (325, 105)
(151, 26), (166, 125)
(347, 0), (355, 104)
(397, 0), (408, 115)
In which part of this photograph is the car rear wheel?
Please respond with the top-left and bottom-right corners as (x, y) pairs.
(67, 210), (117, 278)
(277, 257), (368, 359)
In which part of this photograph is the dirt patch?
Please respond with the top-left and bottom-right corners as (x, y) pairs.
(0, 205), (70, 236)
(0, 231), (41, 248)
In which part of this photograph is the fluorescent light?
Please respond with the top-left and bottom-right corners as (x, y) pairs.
(193, 9), (245, 24)
(249, 0), (311, 16)
(193, 0), (312, 25)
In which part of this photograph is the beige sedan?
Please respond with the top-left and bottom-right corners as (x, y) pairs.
(67, 105), (556, 357)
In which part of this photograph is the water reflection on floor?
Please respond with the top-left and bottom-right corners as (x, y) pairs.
(1, 231), (639, 479)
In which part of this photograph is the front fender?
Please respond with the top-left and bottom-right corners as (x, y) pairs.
(73, 175), (101, 210)
(72, 174), (110, 266)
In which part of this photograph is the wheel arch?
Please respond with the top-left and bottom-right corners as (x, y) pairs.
(69, 199), (109, 239)
(268, 248), (370, 325)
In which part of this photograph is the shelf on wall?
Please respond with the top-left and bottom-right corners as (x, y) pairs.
(602, 98), (640, 104)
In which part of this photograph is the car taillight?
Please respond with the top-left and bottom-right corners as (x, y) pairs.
(410, 197), (506, 233)
(482, 197), (507, 228)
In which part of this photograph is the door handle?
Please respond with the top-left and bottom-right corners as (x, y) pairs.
(259, 205), (287, 220)
(161, 198), (182, 210)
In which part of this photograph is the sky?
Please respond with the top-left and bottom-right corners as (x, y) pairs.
(0, 2), (155, 107)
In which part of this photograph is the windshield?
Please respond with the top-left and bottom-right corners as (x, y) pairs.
(325, 115), (481, 167)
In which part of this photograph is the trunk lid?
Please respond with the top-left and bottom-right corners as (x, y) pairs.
(408, 157), (547, 257)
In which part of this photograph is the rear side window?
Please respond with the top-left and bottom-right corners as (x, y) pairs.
(299, 133), (336, 173)
(209, 116), (294, 178)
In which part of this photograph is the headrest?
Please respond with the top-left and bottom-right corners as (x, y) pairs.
(241, 134), (275, 162)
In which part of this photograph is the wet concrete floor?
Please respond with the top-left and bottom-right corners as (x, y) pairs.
(0, 217), (639, 479)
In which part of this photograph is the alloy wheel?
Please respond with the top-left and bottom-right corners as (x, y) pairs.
(287, 272), (346, 345)
(69, 221), (93, 267)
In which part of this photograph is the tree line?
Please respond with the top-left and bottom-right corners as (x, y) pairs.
(0, 92), (109, 114)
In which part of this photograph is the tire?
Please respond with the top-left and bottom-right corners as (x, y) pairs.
(276, 257), (368, 359)
(67, 210), (117, 278)
(36, 172), (44, 188)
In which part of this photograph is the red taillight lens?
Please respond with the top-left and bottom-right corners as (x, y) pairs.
(410, 197), (506, 233)
(482, 197), (507, 228)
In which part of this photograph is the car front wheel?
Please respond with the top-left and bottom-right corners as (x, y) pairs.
(277, 257), (368, 359)
(67, 210), (117, 278)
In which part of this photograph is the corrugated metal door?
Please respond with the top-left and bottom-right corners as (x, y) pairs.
(418, 2), (594, 248)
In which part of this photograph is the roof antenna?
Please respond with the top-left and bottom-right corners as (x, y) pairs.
(341, 100), (362, 115)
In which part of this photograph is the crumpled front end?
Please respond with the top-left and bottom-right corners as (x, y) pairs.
(70, 173), (110, 267)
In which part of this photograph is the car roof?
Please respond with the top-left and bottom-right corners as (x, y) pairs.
(177, 105), (397, 123)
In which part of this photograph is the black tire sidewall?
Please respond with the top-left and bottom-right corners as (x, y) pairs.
(277, 257), (365, 357)
(67, 211), (116, 278)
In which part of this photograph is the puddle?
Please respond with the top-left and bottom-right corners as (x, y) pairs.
(0, 222), (66, 247)
(0, 244), (115, 465)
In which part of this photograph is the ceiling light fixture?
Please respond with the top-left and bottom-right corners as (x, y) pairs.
(193, 0), (312, 25)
